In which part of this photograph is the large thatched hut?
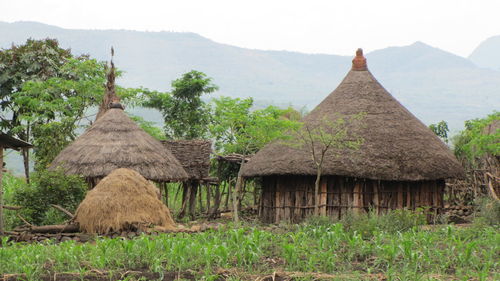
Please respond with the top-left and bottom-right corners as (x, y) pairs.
(75, 168), (176, 234)
(241, 49), (464, 223)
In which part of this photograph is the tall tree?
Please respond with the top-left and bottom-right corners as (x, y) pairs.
(143, 70), (218, 139)
(0, 39), (99, 179)
(0, 39), (68, 179)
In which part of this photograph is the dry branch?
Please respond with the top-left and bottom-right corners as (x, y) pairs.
(50, 204), (75, 218)
(1, 205), (21, 210)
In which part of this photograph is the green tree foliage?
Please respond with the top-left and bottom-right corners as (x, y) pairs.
(11, 169), (87, 225)
(129, 114), (166, 140)
(429, 120), (450, 144)
(0, 39), (106, 174)
(209, 96), (301, 156)
(453, 111), (499, 165)
(143, 70), (218, 139)
(13, 58), (107, 169)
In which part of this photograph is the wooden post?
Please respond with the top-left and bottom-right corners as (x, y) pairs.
(275, 180), (281, 223)
(320, 179), (327, 216)
(352, 181), (361, 214)
(163, 183), (169, 207)
(0, 146), (4, 235)
(373, 181), (379, 215)
(397, 184), (403, 209)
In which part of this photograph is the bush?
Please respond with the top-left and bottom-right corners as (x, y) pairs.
(11, 169), (87, 226)
(340, 209), (426, 238)
(473, 197), (500, 226)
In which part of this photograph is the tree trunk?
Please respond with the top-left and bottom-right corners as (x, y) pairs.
(22, 147), (30, 183)
(314, 166), (322, 216)
(0, 146), (4, 235)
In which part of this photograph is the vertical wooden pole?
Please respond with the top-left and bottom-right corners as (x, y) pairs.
(373, 181), (379, 215)
(0, 147), (4, 235)
(397, 183), (403, 209)
(320, 179), (327, 216)
(164, 183), (169, 207)
(353, 181), (361, 214)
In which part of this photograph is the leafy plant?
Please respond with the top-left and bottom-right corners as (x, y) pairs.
(11, 169), (87, 225)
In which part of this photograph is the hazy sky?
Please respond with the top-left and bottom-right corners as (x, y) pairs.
(1, 0), (499, 57)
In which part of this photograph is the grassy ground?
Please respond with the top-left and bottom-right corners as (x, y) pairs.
(1, 221), (498, 280)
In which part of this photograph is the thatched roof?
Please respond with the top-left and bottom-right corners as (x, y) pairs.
(75, 168), (175, 234)
(242, 49), (464, 181)
(0, 133), (32, 150)
(50, 107), (188, 182)
(162, 140), (211, 180)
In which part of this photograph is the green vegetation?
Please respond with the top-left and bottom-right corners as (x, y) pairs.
(429, 120), (450, 144)
(8, 169), (87, 226)
(453, 111), (499, 165)
(0, 220), (498, 280)
(142, 70), (218, 140)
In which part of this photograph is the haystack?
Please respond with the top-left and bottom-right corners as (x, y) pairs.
(75, 168), (176, 234)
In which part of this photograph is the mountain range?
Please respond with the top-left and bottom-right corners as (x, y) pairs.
(0, 21), (499, 133)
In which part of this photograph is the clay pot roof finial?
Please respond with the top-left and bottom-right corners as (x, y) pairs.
(352, 48), (367, 71)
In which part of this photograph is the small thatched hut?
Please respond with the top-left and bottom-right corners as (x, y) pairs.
(75, 168), (176, 234)
(241, 49), (464, 223)
(50, 105), (188, 185)
(51, 55), (187, 185)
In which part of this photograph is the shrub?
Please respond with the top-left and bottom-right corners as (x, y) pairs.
(473, 197), (500, 226)
(11, 169), (87, 226)
(340, 209), (426, 238)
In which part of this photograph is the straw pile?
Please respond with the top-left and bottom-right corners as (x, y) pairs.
(75, 168), (175, 234)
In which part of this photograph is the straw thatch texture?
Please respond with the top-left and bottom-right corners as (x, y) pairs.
(162, 140), (211, 180)
(50, 108), (188, 182)
(242, 57), (464, 181)
(75, 168), (176, 234)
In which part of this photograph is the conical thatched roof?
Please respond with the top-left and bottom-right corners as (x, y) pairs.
(75, 168), (176, 234)
(242, 49), (464, 181)
(50, 106), (188, 182)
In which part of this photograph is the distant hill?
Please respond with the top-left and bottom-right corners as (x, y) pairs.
(469, 35), (500, 71)
(1, 21), (499, 131)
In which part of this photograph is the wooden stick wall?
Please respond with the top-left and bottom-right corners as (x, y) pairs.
(260, 175), (445, 223)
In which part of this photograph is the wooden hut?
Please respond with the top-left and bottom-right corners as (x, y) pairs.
(241, 49), (464, 223)
(50, 58), (188, 185)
